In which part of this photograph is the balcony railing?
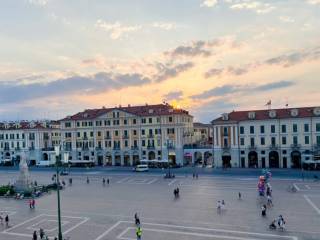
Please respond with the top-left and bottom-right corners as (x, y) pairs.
(41, 147), (55, 151)
(247, 145), (257, 151)
(105, 135), (111, 140)
(269, 144), (279, 150)
(291, 143), (301, 150)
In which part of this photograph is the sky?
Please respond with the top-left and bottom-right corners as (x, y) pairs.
(0, 0), (319, 122)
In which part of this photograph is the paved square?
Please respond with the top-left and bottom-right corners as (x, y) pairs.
(0, 170), (319, 240)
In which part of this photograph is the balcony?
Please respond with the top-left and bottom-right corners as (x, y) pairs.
(247, 145), (257, 151)
(269, 144), (279, 150)
(148, 134), (154, 138)
(147, 145), (155, 150)
(222, 145), (231, 151)
(291, 143), (301, 150)
(105, 135), (111, 140)
(42, 147), (55, 151)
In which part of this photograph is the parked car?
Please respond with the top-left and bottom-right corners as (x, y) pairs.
(134, 164), (149, 172)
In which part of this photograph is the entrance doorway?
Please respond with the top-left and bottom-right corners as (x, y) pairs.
(269, 151), (279, 168)
(222, 155), (231, 168)
(291, 151), (301, 169)
(248, 151), (258, 168)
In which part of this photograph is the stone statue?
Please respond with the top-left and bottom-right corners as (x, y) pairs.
(14, 153), (32, 192)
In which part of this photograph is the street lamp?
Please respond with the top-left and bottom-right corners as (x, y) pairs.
(54, 145), (64, 240)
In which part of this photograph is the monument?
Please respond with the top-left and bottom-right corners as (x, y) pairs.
(14, 153), (32, 192)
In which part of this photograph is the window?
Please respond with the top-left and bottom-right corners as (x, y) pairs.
(133, 130), (137, 135)
(282, 150), (287, 154)
(124, 119), (127, 125)
(281, 124), (286, 133)
(77, 132), (80, 138)
(250, 126), (254, 134)
(141, 129), (145, 135)
(240, 126), (244, 135)
(250, 137), (255, 146)
(88, 121), (93, 126)
(223, 127), (228, 136)
(304, 124), (309, 132)
(96, 121), (102, 126)
(115, 130), (119, 136)
(305, 136), (310, 145)
(240, 138), (244, 146)
(90, 131), (94, 137)
(141, 118), (146, 124)
(142, 140), (145, 146)
(241, 151), (245, 155)
(293, 124), (298, 133)
(260, 126), (265, 134)
(65, 132), (72, 138)
(260, 137), (265, 145)
(317, 136), (320, 145)
(261, 150), (265, 155)
(133, 119), (137, 124)
(65, 122), (71, 128)
(169, 116), (173, 122)
(167, 128), (175, 134)
(148, 118), (152, 124)
(316, 123), (320, 132)
(271, 125), (276, 133)
(282, 137), (287, 145)
(76, 122), (80, 127)
(223, 138), (228, 147)
(271, 137), (276, 145)
(125, 140), (128, 147)
(293, 136), (298, 145)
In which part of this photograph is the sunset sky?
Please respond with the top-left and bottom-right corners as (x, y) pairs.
(0, 0), (319, 122)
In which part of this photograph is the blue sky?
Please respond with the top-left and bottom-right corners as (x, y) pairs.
(0, 0), (319, 122)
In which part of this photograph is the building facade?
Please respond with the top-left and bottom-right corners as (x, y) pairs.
(0, 121), (60, 166)
(59, 104), (193, 166)
(211, 107), (320, 169)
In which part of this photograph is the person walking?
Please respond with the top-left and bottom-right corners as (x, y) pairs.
(261, 205), (267, 217)
(107, 178), (110, 185)
(238, 192), (242, 200)
(0, 213), (3, 225)
(267, 195), (273, 207)
(86, 177), (90, 184)
(32, 199), (36, 209)
(217, 201), (221, 213)
(33, 230), (38, 240)
(39, 228), (44, 239)
(69, 178), (72, 185)
(136, 226), (142, 240)
(5, 214), (9, 228)
(103, 178), (106, 186)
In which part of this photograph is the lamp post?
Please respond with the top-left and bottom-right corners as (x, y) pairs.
(54, 146), (68, 240)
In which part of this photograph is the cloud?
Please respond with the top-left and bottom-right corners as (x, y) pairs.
(191, 81), (295, 99)
(152, 22), (177, 30)
(95, 20), (142, 39)
(306, 0), (320, 4)
(205, 46), (320, 78)
(279, 16), (295, 23)
(0, 72), (150, 104)
(153, 62), (194, 82)
(165, 38), (239, 59)
(28, 0), (49, 6)
(163, 91), (183, 101)
(200, 0), (218, 8)
(230, 1), (275, 14)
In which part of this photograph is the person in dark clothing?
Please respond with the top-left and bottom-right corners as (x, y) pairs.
(33, 231), (38, 240)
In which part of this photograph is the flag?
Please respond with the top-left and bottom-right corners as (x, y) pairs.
(265, 100), (271, 106)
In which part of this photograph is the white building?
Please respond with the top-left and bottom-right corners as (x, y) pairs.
(0, 121), (60, 166)
(211, 107), (320, 169)
(59, 103), (193, 166)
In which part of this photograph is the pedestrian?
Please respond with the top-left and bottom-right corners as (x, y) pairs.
(33, 230), (38, 240)
(217, 201), (221, 213)
(86, 177), (90, 184)
(134, 213), (140, 225)
(62, 180), (66, 187)
(69, 178), (72, 185)
(261, 205), (267, 217)
(107, 178), (110, 185)
(196, 173), (198, 179)
(39, 228), (44, 239)
(32, 198), (36, 209)
(238, 192), (242, 200)
(34, 181), (38, 187)
(267, 195), (273, 207)
(103, 178), (106, 186)
(29, 199), (33, 209)
(193, 173), (195, 179)
(5, 214), (9, 228)
(0, 213), (3, 225)
(136, 226), (142, 240)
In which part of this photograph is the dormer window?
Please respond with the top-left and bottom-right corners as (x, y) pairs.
(269, 110), (277, 118)
(313, 107), (320, 116)
(248, 112), (256, 119)
(290, 109), (299, 117)
(222, 113), (229, 121)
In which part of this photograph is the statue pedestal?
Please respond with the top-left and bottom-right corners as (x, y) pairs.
(14, 154), (32, 193)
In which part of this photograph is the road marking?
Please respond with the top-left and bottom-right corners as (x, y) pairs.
(168, 179), (178, 186)
(63, 217), (89, 235)
(117, 177), (131, 183)
(147, 178), (158, 184)
(94, 221), (122, 240)
(1, 214), (44, 233)
(305, 185), (311, 190)
(117, 227), (262, 240)
(304, 194), (320, 215)
(293, 183), (300, 191)
(118, 221), (297, 240)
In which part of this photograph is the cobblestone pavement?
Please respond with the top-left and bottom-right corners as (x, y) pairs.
(0, 170), (319, 240)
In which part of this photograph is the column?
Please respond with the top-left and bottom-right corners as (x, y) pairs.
(120, 153), (124, 166)
(130, 154), (133, 166)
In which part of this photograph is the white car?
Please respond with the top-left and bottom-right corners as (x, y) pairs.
(134, 164), (149, 172)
